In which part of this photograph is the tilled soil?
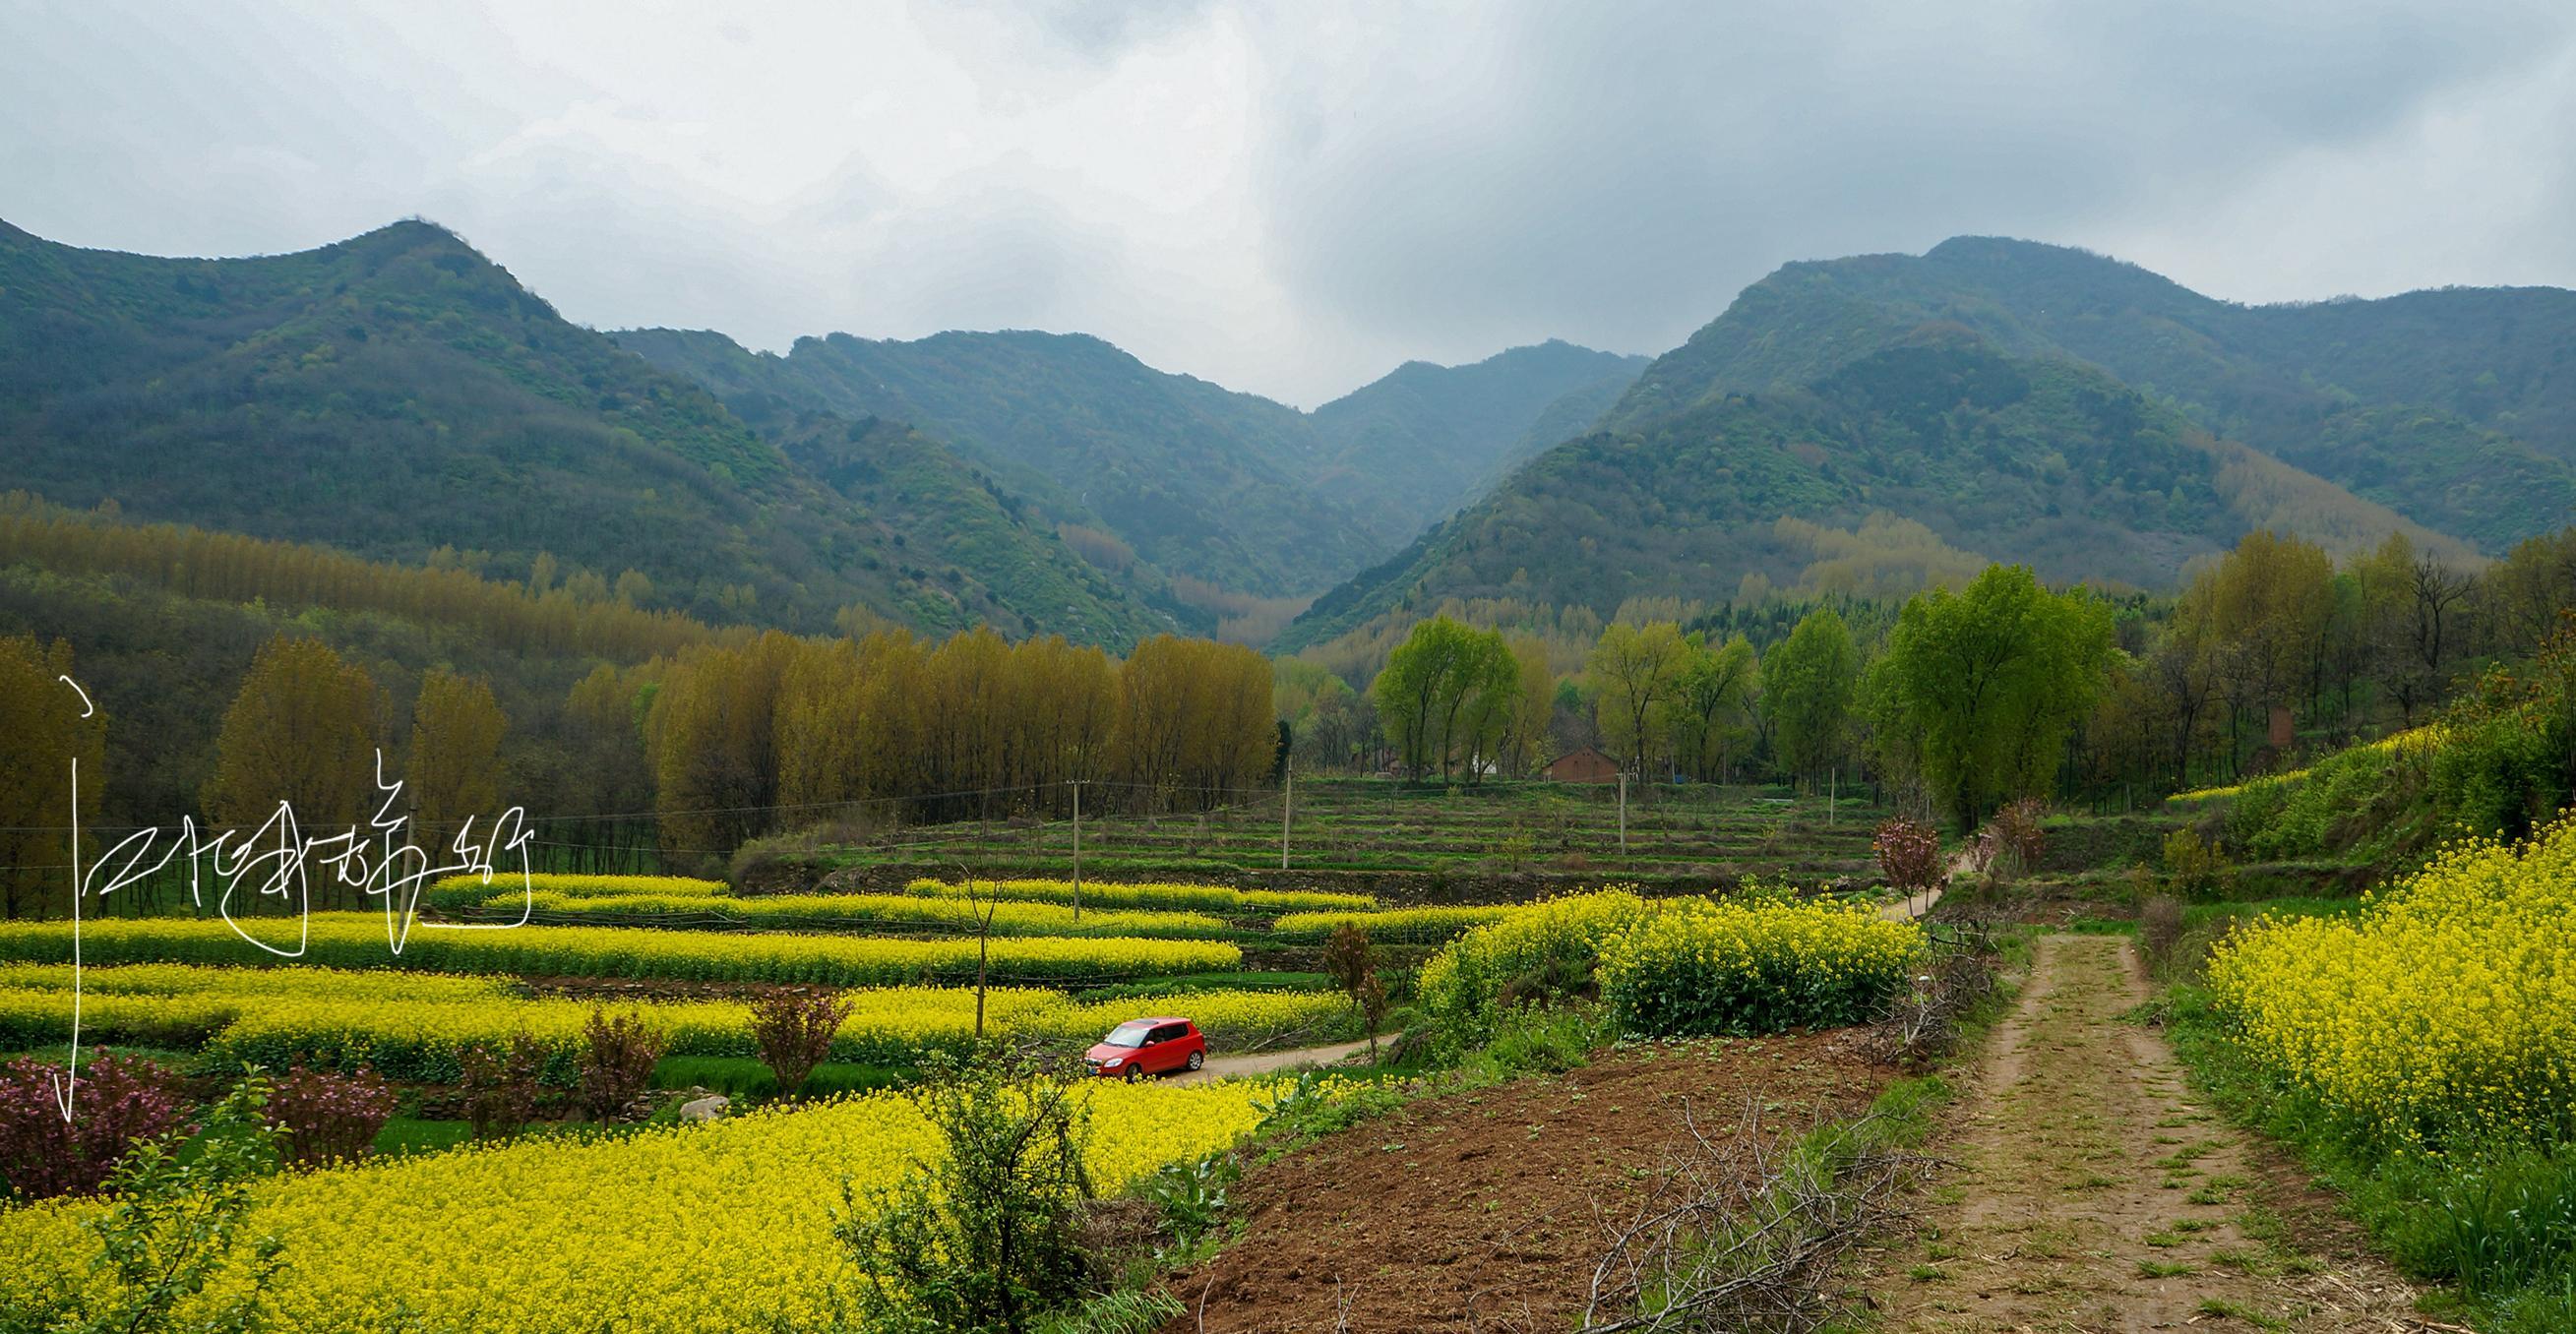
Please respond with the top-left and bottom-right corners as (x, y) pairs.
(1862, 934), (2427, 1333)
(1156, 1029), (1888, 1333)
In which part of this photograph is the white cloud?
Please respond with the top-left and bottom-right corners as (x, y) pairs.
(2, 0), (2570, 404)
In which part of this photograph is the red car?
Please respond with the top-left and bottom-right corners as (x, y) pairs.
(1084, 1016), (1206, 1081)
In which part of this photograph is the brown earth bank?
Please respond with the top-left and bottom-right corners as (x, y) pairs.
(1153, 1029), (1890, 1333)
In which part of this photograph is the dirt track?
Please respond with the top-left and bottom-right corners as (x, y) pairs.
(1863, 935), (2426, 1332)
(1166, 1039), (1377, 1087)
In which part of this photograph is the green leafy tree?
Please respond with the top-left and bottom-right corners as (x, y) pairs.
(1877, 566), (2116, 830)
(1669, 633), (1758, 781)
(1588, 622), (1690, 778)
(1762, 608), (1860, 788)
(1371, 617), (1511, 780)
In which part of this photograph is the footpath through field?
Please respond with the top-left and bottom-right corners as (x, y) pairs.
(1168, 1039), (1377, 1087)
(1864, 934), (2432, 1332)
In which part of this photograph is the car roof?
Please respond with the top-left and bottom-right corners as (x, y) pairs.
(1118, 1015), (1189, 1026)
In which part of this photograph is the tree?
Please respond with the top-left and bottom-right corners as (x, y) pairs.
(408, 669), (506, 830)
(1762, 608), (1858, 788)
(202, 637), (380, 833)
(1588, 621), (1690, 778)
(1371, 617), (1507, 781)
(1672, 634), (1758, 781)
(1876, 566), (2116, 831)
(0, 637), (104, 920)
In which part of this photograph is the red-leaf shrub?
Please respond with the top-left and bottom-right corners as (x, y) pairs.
(750, 991), (853, 1097)
(0, 1050), (193, 1200)
(459, 1035), (547, 1138)
(1872, 818), (1945, 895)
(578, 1008), (665, 1123)
(1993, 797), (2049, 867)
(268, 1062), (397, 1167)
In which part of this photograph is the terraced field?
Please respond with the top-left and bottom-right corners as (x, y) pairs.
(782, 778), (1891, 899)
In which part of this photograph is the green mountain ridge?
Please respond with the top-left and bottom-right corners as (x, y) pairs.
(1279, 319), (2470, 653)
(0, 218), (1169, 646)
(615, 327), (1646, 600)
(1621, 236), (2576, 552)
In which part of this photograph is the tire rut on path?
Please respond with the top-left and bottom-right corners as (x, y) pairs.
(1868, 934), (2434, 1333)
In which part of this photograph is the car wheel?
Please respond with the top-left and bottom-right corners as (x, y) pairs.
(1186, 1050), (1204, 1071)
(1124, 1063), (1144, 1083)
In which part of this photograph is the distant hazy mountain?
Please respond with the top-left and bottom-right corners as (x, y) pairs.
(1305, 340), (1648, 545)
(618, 328), (1644, 600)
(1279, 240), (2518, 651)
(0, 219), (1169, 645)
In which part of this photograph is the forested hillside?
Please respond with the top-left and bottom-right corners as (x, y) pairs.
(619, 327), (1644, 603)
(0, 219), (1161, 644)
(1304, 340), (1646, 544)
(1279, 323), (2466, 651)
(1277, 239), (2548, 653)
(1623, 237), (2576, 553)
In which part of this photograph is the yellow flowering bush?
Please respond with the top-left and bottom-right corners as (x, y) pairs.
(0, 963), (1354, 1080)
(905, 878), (1377, 916)
(1268, 905), (1514, 945)
(2208, 816), (2576, 1150)
(479, 890), (1234, 940)
(1596, 898), (1922, 1037)
(0, 914), (1241, 986)
(0, 1078), (1287, 1332)
(1415, 889), (1651, 1051)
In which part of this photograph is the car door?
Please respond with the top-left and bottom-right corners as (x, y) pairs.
(1148, 1023), (1189, 1071)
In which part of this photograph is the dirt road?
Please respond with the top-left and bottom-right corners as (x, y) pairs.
(1165, 1038), (1377, 1087)
(1866, 934), (2427, 1332)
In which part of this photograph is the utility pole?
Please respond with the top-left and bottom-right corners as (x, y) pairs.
(1618, 770), (1628, 854)
(1070, 779), (1082, 922)
(1280, 767), (1293, 871)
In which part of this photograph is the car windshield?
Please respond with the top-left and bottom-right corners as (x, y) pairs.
(1102, 1021), (1156, 1049)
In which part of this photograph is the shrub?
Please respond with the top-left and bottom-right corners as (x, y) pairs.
(0, 1050), (192, 1200)
(577, 1009), (666, 1124)
(2138, 895), (2186, 976)
(1415, 890), (1650, 1055)
(835, 1055), (1096, 1332)
(268, 1062), (397, 1167)
(1872, 819), (1944, 895)
(2160, 827), (2234, 901)
(1597, 899), (1922, 1038)
(750, 991), (855, 1097)
(458, 1035), (547, 1138)
(1978, 798), (2047, 879)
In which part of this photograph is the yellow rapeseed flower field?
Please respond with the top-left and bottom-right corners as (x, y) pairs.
(1268, 904), (1515, 945)
(2208, 815), (2576, 1150)
(482, 889), (1235, 940)
(1597, 897), (1921, 1036)
(0, 963), (1358, 1077)
(0, 1079), (1287, 1331)
(0, 913), (1241, 986)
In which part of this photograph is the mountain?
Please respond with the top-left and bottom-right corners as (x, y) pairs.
(1278, 249), (2493, 652)
(1304, 341), (1648, 545)
(619, 327), (1373, 599)
(618, 328), (1645, 603)
(1624, 237), (2576, 553)
(0, 219), (1168, 645)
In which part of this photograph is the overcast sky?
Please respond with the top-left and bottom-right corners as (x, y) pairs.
(7, 0), (2573, 406)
